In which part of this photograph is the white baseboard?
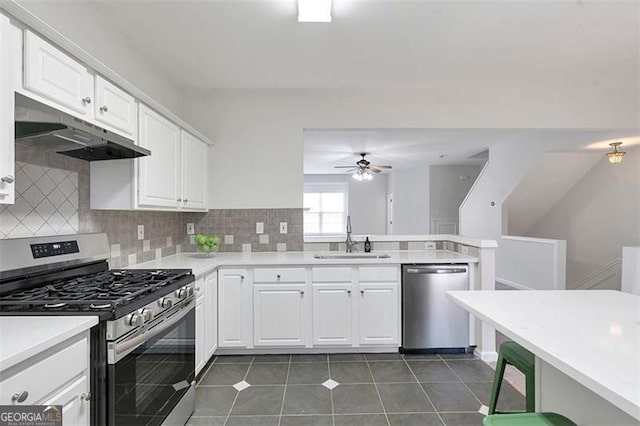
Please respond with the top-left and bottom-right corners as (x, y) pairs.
(475, 348), (498, 363)
(495, 277), (533, 291)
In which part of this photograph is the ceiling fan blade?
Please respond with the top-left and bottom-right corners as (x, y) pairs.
(335, 165), (357, 168)
(372, 165), (393, 169)
(368, 166), (383, 173)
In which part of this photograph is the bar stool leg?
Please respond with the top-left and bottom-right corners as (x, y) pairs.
(525, 369), (536, 412)
(489, 352), (507, 414)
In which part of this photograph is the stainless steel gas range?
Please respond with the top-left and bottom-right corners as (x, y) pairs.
(0, 233), (196, 426)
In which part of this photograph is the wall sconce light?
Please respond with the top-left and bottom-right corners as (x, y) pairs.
(606, 142), (625, 164)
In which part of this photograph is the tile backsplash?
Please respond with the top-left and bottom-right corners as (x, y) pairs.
(0, 161), (79, 238)
(2, 145), (305, 267)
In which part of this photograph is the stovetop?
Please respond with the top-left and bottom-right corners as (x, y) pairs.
(0, 268), (194, 319)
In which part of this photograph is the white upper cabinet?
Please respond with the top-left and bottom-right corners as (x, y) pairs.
(137, 104), (181, 208)
(23, 30), (93, 116)
(181, 131), (209, 211)
(0, 12), (16, 204)
(94, 76), (136, 137)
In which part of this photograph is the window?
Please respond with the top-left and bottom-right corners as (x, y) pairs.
(303, 183), (348, 235)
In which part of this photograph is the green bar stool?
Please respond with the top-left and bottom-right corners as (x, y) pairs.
(489, 340), (535, 414)
(483, 412), (577, 426)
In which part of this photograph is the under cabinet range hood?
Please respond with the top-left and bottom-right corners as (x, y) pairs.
(14, 95), (150, 161)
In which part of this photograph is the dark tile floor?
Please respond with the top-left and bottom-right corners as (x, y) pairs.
(189, 353), (525, 426)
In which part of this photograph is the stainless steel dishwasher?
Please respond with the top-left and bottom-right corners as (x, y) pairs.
(401, 264), (469, 352)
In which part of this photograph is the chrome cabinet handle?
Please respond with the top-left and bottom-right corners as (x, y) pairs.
(100, 105), (108, 112)
(1, 175), (14, 184)
(12, 391), (28, 403)
(240, 275), (245, 280)
(177, 198), (182, 202)
(299, 290), (305, 295)
(82, 97), (91, 104)
(81, 392), (91, 401)
(360, 290), (365, 295)
(347, 290), (351, 295)
(184, 199), (188, 203)
(276, 274), (281, 279)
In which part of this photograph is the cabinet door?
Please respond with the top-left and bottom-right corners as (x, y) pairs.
(137, 104), (181, 208)
(358, 283), (399, 345)
(0, 13), (15, 204)
(181, 131), (208, 211)
(195, 294), (206, 375)
(254, 284), (307, 346)
(206, 272), (218, 359)
(42, 375), (90, 426)
(94, 76), (136, 136)
(312, 284), (352, 345)
(24, 30), (93, 116)
(218, 270), (248, 348)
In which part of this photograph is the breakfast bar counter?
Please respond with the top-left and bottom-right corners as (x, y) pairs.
(447, 290), (640, 425)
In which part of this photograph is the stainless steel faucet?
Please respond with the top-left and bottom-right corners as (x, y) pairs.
(345, 215), (359, 253)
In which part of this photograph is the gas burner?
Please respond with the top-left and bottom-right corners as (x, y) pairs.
(44, 302), (67, 308)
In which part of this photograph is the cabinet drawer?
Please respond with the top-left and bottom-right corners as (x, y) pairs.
(1, 336), (88, 405)
(312, 267), (352, 282)
(253, 268), (306, 283)
(359, 266), (398, 282)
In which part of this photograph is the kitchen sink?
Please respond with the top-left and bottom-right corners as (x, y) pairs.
(314, 253), (391, 259)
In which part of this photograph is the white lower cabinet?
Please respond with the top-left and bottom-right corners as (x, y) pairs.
(312, 284), (352, 345)
(358, 282), (400, 345)
(0, 333), (91, 426)
(254, 284), (308, 346)
(218, 269), (250, 348)
(217, 265), (401, 351)
(206, 272), (218, 359)
(195, 277), (206, 375)
(42, 376), (89, 426)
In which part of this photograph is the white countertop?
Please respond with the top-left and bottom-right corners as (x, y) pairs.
(129, 250), (479, 277)
(447, 290), (640, 420)
(0, 316), (98, 371)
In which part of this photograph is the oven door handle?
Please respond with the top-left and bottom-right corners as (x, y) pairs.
(108, 299), (194, 364)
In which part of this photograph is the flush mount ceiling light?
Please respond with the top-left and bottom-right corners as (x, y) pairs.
(606, 142), (626, 164)
(298, 0), (332, 22)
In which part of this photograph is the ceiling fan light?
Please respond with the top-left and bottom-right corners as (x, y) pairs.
(298, 0), (332, 22)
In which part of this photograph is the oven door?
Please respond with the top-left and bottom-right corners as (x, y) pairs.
(107, 300), (195, 426)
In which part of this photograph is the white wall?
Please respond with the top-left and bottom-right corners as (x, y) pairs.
(304, 174), (387, 235)
(180, 88), (636, 210)
(389, 167), (430, 234)
(458, 130), (620, 241)
(11, 1), (184, 116)
(526, 147), (640, 287)
(429, 165), (483, 233)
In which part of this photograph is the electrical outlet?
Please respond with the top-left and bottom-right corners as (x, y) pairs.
(137, 225), (144, 240)
(256, 222), (264, 234)
(425, 242), (436, 250)
(189, 235), (196, 245)
(280, 222), (288, 234)
(460, 245), (469, 255)
(186, 223), (195, 235)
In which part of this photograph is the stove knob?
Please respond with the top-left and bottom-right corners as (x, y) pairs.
(185, 286), (195, 298)
(128, 313), (144, 327)
(159, 298), (173, 309)
(175, 287), (187, 299)
(141, 308), (154, 322)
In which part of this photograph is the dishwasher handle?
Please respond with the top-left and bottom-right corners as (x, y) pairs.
(405, 266), (468, 274)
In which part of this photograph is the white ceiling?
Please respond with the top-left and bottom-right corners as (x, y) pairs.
(304, 128), (492, 173)
(84, 0), (638, 90)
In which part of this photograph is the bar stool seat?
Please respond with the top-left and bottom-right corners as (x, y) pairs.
(483, 412), (577, 426)
(490, 340), (535, 414)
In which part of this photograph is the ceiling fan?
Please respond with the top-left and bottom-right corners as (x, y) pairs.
(334, 153), (393, 174)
